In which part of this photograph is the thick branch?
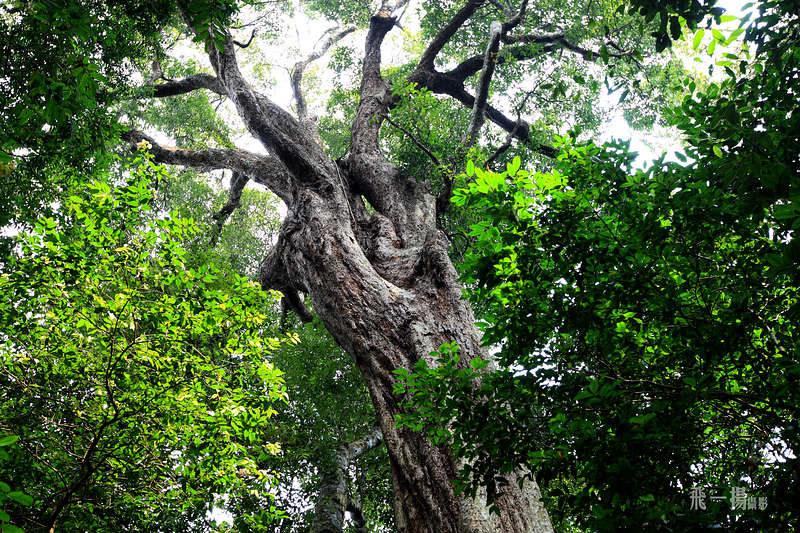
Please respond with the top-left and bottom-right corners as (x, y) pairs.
(350, 11), (395, 159)
(148, 73), (225, 98)
(121, 129), (292, 203)
(448, 41), (557, 82)
(417, 0), (486, 70)
(447, 32), (634, 85)
(199, 25), (333, 185)
(311, 427), (383, 533)
(505, 32), (636, 62)
(405, 74), (557, 158)
(291, 27), (355, 122)
(464, 20), (503, 146)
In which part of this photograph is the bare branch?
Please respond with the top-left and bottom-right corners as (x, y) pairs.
(349, 10), (396, 161)
(148, 74), (226, 98)
(485, 85), (535, 169)
(145, 60), (163, 85)
(501, 30), (565, 45)
(505, 32), (636, 62)
(404, 72), (556, 158)
(501, 0), (529, 32)
(121, 129), (293, 202)
(448, 39), (560, 82)
(484, 124), (519, 169)
(464, 20), (503, 146)
(448, 32), (634, 84)
(291, 26), (355, 122)
(418, 0), (486, 70)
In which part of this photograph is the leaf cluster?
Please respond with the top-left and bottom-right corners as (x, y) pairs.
(0, 153), (289, 531)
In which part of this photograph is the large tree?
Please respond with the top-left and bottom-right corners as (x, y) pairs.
(1, 0), (717, 530)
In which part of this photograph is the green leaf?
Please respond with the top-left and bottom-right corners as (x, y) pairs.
(466, 160), (475, 177)
(0, 436), (18, 447)
(7, 491), (33, 506)
(712, 145), (722, 158)
(692, 29), (704, 50)
(469, 357), (489, 370)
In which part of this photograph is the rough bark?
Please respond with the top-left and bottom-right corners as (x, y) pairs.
(311, 427), (383, 533)
(140, 3), (556, 531)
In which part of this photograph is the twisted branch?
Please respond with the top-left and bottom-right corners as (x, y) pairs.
(121, 129), (293, 202)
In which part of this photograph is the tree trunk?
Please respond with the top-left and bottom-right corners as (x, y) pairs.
(271, 188), (551, 532)
(140, 3), (556, 531)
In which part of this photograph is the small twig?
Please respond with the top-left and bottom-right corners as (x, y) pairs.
(485, 85), (535, 169)
(382, 114), (442, 167)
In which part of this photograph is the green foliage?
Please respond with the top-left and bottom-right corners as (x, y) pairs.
(0, 0), (175, 233)
(668, 2), (800, 269)
(303, 0), (373, 28)
(252, 321), (393, 532)
(395, 4), (800, 526)
(151, 168), (281, 280)
(398, 134), (799, 530)
(0, 435), (30, 533)
(318, 85), (360, 158)
(0, 152), (289, 531)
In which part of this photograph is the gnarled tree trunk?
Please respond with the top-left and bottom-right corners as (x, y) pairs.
(132, 1), (555, 531)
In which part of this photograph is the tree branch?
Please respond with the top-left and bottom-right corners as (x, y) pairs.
(464, 20), (503, 146)
(210, 171), (249, 246)
(291, 27), (355, 123)
(195, 19), (333, 185)
(382, 114), (442, 167)
(447, 32), (634, 85)
(417, 0), (486, 70)
(504, 32), (636, 62)
(406, 74), (557, 158)
(350, 10), (395, 159)
(121, 129), (293, 203)
(310, 426), (383, 533)
(501, 0), (529, 32)
(148, 73), (226, 98)
(233, 28), (257, 48)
